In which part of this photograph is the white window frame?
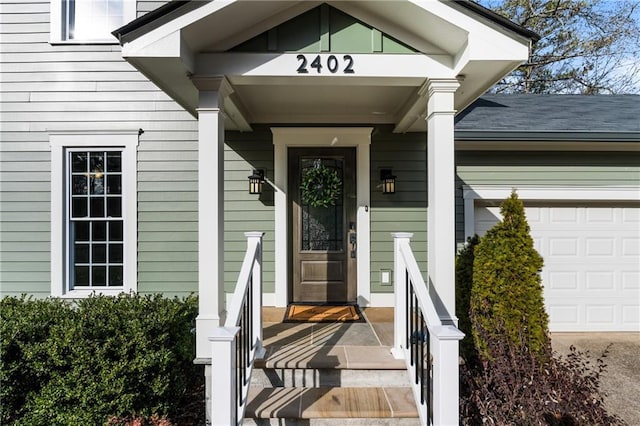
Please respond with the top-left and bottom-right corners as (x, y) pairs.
(50, 0), (136, 44)
(50, 131), (138, 297)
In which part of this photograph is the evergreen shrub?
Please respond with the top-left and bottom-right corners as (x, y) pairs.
(470, 191), (550, 361)
(460, 191), (620, 424)
(455, 234), (480, 363)
(0, 293), (202, 425)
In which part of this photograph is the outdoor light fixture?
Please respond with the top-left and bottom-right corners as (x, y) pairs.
(248, 169), (265, 194)
(380, 169), (396, 194)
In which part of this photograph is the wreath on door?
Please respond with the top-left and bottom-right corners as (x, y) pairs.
(301, 160), (342, 208)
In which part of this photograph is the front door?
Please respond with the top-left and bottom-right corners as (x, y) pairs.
(289, 148), (357, 303)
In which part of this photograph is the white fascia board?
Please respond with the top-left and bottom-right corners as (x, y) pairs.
(408, 0), (529, 69)
(195, 53), (455, 80)
(123, 30), (180, 58)
(120, 1), (237, 57)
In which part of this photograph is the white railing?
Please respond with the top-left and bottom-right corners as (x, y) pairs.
(391, 233), (464, 426)
(209, 232), (266, 426)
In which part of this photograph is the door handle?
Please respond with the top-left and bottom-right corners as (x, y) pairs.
(349, 230), (357, 258)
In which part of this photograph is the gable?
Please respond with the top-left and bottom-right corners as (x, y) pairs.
(116, 0), (535, 131)
(230, 4), (416, 54)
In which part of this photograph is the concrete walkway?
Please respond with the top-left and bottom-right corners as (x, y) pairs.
(551, 333), (640, 425)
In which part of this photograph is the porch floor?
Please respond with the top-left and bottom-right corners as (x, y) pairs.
(245, 308), (419, 423)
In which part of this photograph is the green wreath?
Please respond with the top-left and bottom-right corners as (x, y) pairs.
(301, 161), (342, 208)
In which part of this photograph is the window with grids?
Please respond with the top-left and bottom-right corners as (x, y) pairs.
(51, 0), (135, 43)
(68, 150), (124, 288)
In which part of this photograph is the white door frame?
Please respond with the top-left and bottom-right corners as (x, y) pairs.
(271, 127), (372, 307)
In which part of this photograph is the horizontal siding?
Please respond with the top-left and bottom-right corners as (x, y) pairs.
(370, 129), (428, 293)
(455, 150), (640, 244)
(0, 1), (198, 298)
(224, 128), (275, 294)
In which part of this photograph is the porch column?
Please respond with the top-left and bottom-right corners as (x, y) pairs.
(426, 79), (459, 320)
(194, 77), (232, 360)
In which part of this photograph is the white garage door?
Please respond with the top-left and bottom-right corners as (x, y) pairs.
(474, 204), (640, 332)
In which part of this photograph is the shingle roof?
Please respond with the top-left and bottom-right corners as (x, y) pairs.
(455, 94), (640, 140)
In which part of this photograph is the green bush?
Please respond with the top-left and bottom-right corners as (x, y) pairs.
(0, 293), (201, 425)
(455, 234), (480, 363)
(470, 191), (550, 361)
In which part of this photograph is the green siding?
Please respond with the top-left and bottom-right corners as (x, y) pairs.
(224, 127), (275, 294)
(370, 128), (428, 293)
(231, 4), (416, 54)
(455, 150), (640, 243)
(0, 0), (199, 298)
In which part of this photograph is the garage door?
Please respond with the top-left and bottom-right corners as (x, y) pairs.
(474, 204), (640, 332)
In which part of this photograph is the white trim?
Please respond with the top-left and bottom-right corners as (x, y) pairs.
(195, 53), (453, 80)
(49, 0), (135, 44)
(462, 185), (640, 239)
(49, 131), (138, 297)
(369, 292), (395, 307)
(271, 127), (372, 307)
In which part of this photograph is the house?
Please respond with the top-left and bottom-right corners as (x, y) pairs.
(1, 0), (638, 424)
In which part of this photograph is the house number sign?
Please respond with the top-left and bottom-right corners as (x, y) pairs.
(296, 54), (355, 74)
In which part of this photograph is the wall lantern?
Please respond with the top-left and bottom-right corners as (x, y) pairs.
(248, 169), (265, 194)
(380, 169), (396, 194)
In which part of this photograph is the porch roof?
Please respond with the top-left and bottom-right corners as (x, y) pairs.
(113, 0), (537, 132)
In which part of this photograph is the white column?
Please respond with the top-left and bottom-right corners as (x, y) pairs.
(194, 77), (232, 360)
(426, 79), (459, 320)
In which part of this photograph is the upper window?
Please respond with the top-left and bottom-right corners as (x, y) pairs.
(50, 132), (138, 297)
(50, 0), (136, 43)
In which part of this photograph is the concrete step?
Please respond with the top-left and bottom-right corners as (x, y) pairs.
(243, 386), (419, 424)
(243, 418), (421, 425)
(252, 345), (409, 388)
(251, 367), (410, 388)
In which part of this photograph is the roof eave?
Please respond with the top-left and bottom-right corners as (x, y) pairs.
(451, 0), (541, 42)
(455, 130), (640, 143)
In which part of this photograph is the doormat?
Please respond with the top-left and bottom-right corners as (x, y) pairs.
(284, 304), (365, 323)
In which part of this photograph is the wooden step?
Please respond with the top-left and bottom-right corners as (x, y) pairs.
(244, 386), (419, 422)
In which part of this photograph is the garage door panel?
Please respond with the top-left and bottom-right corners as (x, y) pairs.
(622, 238), (639, 256)
(474, 204), (640, 332)
(622, 271), (639, 289)
(622, 305), (640, 326)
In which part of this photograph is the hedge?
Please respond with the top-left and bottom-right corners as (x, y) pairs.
(0, 293), (201, 425)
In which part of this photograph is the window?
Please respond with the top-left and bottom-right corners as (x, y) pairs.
(50, 0), (136, 43)
(68, 150), (124, 288)
(50, 132), (138, 297)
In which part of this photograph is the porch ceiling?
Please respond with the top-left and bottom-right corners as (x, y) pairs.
(115, 0), (534, 133)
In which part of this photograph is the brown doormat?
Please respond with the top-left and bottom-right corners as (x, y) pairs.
(284, 304), (364, 323)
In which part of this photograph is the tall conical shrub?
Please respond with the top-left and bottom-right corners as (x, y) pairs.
(455, 234), (479, 363)
(470, 191), (550, 361)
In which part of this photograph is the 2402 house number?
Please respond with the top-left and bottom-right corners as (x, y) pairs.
(296, 54), (355, 74)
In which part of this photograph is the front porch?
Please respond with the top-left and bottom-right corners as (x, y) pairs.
(112, 2), (537, 424)
(208, 232), (463, 425)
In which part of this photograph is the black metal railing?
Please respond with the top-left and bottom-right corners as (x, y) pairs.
(406, 275), (433, 425)
(234, 274), (254, 416)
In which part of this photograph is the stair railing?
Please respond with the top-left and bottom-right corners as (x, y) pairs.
(391, 232), (464, 426)
(209, 232), (266, 426)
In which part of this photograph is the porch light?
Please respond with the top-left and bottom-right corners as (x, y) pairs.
(248, 169), (265, 194)
(380, 169), (396, 194)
